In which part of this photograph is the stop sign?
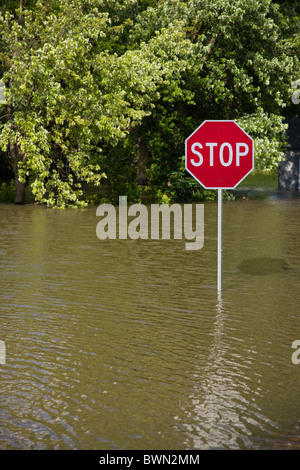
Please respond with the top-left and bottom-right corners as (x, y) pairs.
(185, 120), (254, 189)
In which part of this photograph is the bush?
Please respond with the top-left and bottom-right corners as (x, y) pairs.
(0, 180), (15, 203)
(166, 156), (217, 203)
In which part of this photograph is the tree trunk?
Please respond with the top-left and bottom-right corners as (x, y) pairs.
(10, 141), (25, 204)
(14, 174), (25, 204)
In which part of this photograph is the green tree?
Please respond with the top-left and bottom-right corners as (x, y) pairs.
(0, 0), (299, 207)
(126, 0), (300, 201)
(0, 0), (164, 206)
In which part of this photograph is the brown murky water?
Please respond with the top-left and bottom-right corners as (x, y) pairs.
(0, 193), (300, 450)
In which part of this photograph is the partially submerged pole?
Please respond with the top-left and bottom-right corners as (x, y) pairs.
(217, 188), (222, 292)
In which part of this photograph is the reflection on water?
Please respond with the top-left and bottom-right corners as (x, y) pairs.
(182, 292), (279, 450)
(0, 195), (300, 450)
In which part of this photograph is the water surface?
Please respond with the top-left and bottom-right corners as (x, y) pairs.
(0, 195), (299, 450)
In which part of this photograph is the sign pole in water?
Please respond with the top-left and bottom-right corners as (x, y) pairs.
(217, 188), (222, 292)
(185, 120), (254, 291)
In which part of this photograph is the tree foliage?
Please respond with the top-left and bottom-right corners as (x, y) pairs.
(0, 0), (299, 206)
(127, 0), (299, 200)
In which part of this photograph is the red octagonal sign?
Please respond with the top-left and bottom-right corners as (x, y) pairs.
(185, 120), (254, 189)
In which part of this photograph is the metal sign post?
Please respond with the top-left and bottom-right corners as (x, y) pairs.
(217, 189), (222, 292)
(185, 120), (254, 292)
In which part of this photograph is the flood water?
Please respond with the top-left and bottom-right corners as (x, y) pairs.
(0, 193), (300, 450)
